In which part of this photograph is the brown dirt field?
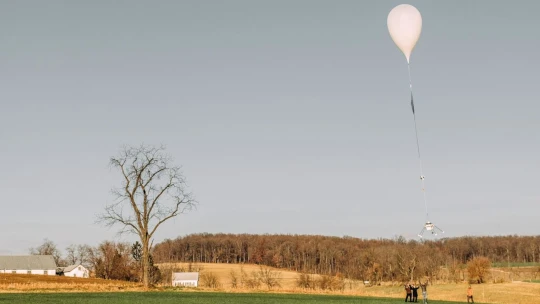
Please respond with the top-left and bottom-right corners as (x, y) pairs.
(0, 273), (142, 293)
(491, 266), (540, 282)
(360, 281), (540, 304)
(158, 262), (324, 290)
(2, 263), (540, 304)
(159, 263), (540, 304)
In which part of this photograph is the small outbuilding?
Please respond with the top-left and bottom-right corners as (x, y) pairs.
(58, 264), (89, 278)
(172, 272), (199, 287)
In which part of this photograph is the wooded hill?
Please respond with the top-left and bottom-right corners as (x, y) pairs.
(152, 234), (540, 283)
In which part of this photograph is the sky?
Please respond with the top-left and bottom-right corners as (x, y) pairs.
(1, 0), (538, 255)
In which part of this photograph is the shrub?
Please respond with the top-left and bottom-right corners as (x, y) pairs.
(258, 266), (281, 290)
(296, 272), (315, 289)
(229, 270), (238, 288)
(316, 274), (345, 291)
(467, 256), (491, 284)
(244, 271), (261, 289)
(200, 271), (221, 288)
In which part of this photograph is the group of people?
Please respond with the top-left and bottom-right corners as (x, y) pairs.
(404, 282), (428, 303)
(404, 282), (475, 303)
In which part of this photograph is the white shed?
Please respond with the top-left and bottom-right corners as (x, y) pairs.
(0, 255), (57, 275)
(172, 272), (199, 287)
(61, 264), (89, 278)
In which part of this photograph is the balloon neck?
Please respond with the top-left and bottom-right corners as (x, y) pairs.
(404, 52), (411, 64)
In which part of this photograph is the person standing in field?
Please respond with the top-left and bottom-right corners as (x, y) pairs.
(420, 281), (428, 304)
(405, 283), (412, 302)
(467, 285), (474, 303)
(411, 283), (419, 302)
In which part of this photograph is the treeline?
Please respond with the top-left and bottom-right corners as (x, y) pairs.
(28, 234), (540, 285)
(29, 239), (160, 283)
(152, 233), (540, 283)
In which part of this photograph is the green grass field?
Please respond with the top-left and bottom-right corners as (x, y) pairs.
(0, 292), (459, 304)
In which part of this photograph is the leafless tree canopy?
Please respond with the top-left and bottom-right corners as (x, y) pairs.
(30, 238), (62, 266)
(153, 233), (540, 284)
(65, 245), (78, 265)
(99, 144), (195, 240)
(467, 256), (491, 284)
(64, 244), (92, 267)
(97, 144), (195, 287)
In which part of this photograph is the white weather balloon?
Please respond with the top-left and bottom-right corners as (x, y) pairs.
(387, 4), (422, 63)
(387, 4), (444, 238)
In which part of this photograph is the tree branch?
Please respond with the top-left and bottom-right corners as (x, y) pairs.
(97, 144), (196, 288)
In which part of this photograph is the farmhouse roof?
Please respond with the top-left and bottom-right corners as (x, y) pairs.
(172, 272), (199, 281)
(0, 255), (57, 270)
(63, 264), (80, 272)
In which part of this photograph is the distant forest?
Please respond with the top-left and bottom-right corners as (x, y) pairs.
(152, 234), (540, 283)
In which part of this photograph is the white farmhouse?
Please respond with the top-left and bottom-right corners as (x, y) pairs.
(0, 255), (57, 275)
(172, 272), (199, 287)
(60, 264), (89, 278)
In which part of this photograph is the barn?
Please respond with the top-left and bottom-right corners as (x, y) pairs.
(58, 264), (89, 278)
(0, 255), (57, 275)
(172, 272), (199, 287)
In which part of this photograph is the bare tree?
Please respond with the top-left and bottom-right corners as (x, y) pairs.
(258, 266), (282, 290)
(90, 241), (137, 281)
(97, 144), (196, 288)
(65, 244), (92, 267)
(77, 244), (92, 268)
(200, 271), (222, 288)
(467, 256), (491, 284)
(229, 269), (239, 288)
(30, 238), (62, 266)
(65, 245), (78, 265)
(396, 248), (418, 282)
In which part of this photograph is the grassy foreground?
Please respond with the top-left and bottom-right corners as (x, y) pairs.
(0, 292), (457, 304)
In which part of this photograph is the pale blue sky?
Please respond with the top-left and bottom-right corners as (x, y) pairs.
(1, 1), (538, 254)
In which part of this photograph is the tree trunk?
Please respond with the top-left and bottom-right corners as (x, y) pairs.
(142, 238), (150, 289)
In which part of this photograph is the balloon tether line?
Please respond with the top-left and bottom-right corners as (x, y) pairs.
(408, 63), (429, 221)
